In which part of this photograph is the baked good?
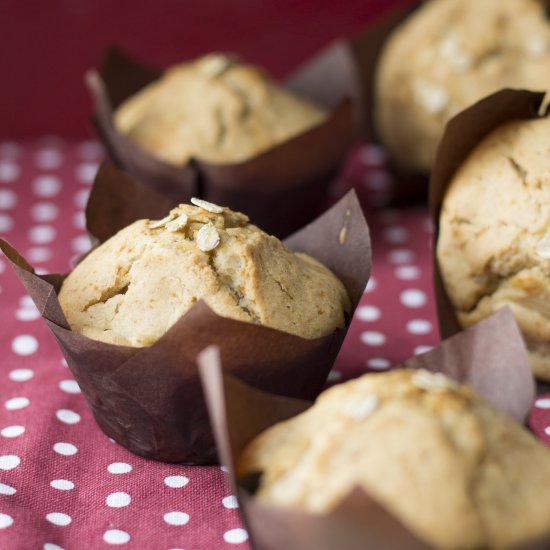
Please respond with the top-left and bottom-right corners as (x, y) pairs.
(238, 369), (550, 549)
(58, 198), (350, 346)
(375, 0), (550, 173)
(113, 53), (327, 166)
(437, 115), (550, 380)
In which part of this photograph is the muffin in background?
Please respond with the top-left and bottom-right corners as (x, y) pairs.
(437, 113), (550, 381)
(375, 0), (550, 173)
(238, 369), (550, 550)
(59, 198), (350, 347)
(114, 53), (328, 166)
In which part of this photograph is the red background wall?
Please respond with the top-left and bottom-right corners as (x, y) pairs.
(0, 0), (400, 138)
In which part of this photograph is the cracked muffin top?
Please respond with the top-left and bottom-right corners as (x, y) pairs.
(437, 114), (550, 380)
(113, 53), (327, 166)
(58, 198), (350, 347)
(375, 0), (550, 172)
(238, 369), (550, 549)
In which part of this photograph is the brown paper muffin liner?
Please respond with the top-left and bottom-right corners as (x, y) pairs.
(197, 308), (547, 550)
(87, 47), (356, 238)
(429, 89), (548, 388)
(0, 161), (371, 464)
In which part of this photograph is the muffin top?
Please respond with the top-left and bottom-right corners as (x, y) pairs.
(58, 199), (350, 347)
(238, 369), (550, 549)
(375, 0), (550, 172)
(114, 53), (327, 166)
(437, 114), (550, 379)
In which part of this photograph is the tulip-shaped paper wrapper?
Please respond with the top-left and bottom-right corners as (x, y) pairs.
(197, 309), (548, 550)
(0, 161), (371, 463)
(429, 90), (548, 365)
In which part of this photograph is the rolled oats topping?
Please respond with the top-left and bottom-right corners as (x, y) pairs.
(191, 197), (225, 214)
(196, 223), (221, 251)
(148, 212), (177, 229)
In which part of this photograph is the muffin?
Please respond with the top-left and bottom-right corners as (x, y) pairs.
(375, 0), (550, 172)
(238, 369), (550, 550)
(59, 198), (350, 346)
(437, 114), (550, 380)
(113, 53), (328, 166)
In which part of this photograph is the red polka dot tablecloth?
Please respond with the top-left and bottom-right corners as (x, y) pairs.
(0, 138), (549, 550)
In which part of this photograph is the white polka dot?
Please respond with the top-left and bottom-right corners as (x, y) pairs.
(8, 368), (34, 382)
(367, 358), (390, 370)
(163, 512), (190, 526)
(0, 214), (13, 232)
(164, 475), (189, 488)
(424, 218), (434, 233)
(32, 175), (61, 197)
(401, 289), (427, 308)
(395, 266), (420, 280)
(364, 278), (377, 293)
(383, 227), (408, 244)
(535, 398), (550, 409)
(0, 259), (4, 273)
(11, 335), (38, 356)
(53, 442), (78, 456)
(77, 141), (104, 159)
(26, 246), (52, 263)
(0, 455), (20, 470)
(223, 528), (248, 544)
(0, 161), (20, 182)
(31, 202), (59, 222)
(20, 294), (37, 309)
(359, 145), (386, 165)
(0, 513), (13, 529)
(388, 249), (415, 264)
(28, 225), (56, 244)
(106, 492), (131, 508)
(364, 170), (392, 190)
(107, 462), (132, 474)
(35, 149), (63, 170)
(46, 513), (72, 526)
(74, 189), (90, 209)
(44, 544), (64, 550)
(58, 380), (80, 394)
(360, 331), (386, 346)
(15, 303), (41, 321)
(5, 397), (29, 410)
(76, 162), (99, 183)
(356, 305), (380, 322)
(50, 480), (74, 491)
(103, 529), (130, 545)
(0, 189), (17, 209)
(0, 483), (16, 495)
(73, 211), (86, 229)
(222, 496), (239, 509)
(327, 369), (342, 382)
(1, 425), (25, 438)
(72, 235), (91, 254)
(35, 267), (49, 276)
(220, 465), (229, 473)
(414, 345), (433, 355)
(406, 319), (432, 335)
(56, 409), (81, 425)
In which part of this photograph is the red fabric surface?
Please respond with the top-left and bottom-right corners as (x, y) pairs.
(0, 140), (549, 550)
(0, 0), (403, 139)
